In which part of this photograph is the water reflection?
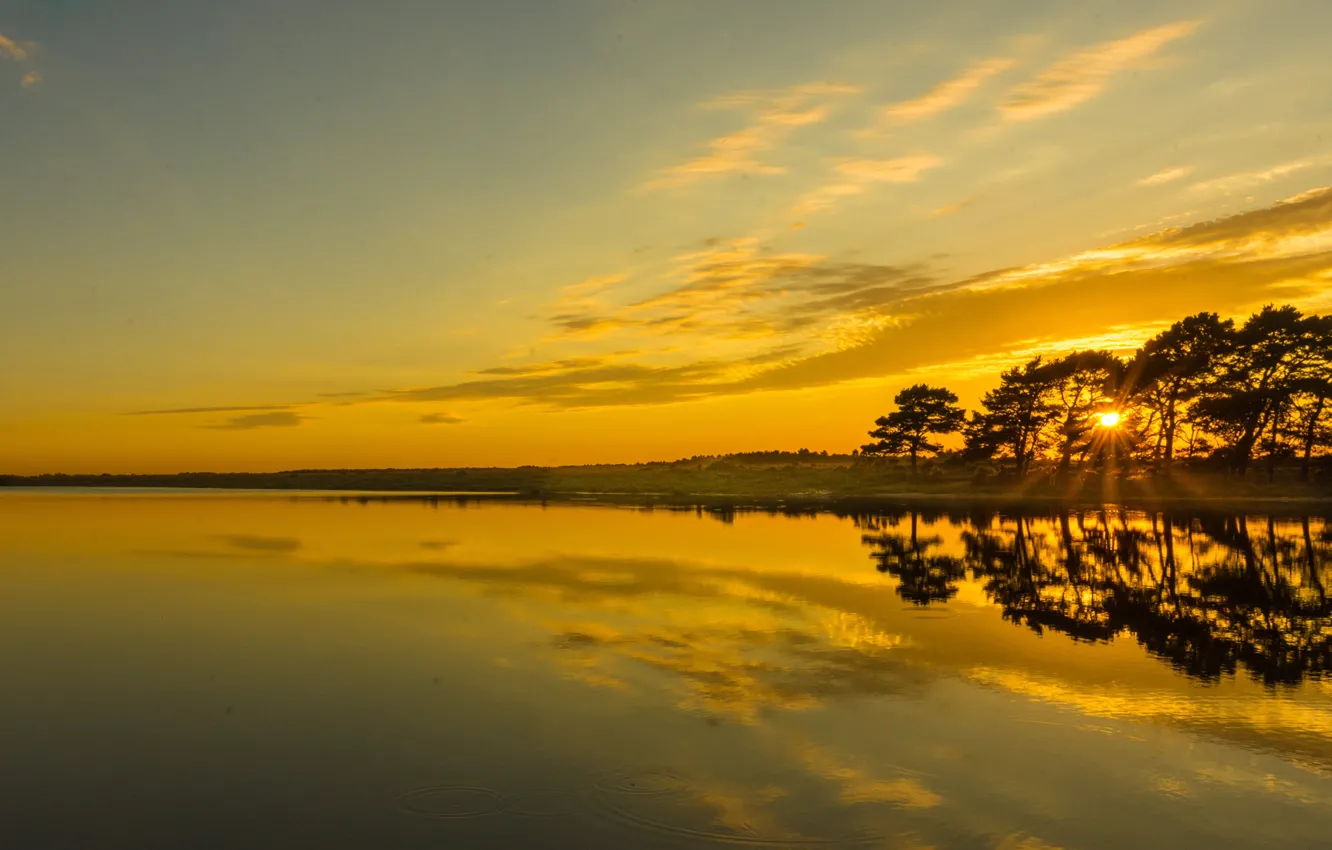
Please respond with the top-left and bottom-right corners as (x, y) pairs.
(849, 509), (1332, 686)
(1, 493), (1330, 850)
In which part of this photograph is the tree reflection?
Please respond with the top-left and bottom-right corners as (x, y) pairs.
(853, 508), (1332, 685)
(857, 510), (966, 605)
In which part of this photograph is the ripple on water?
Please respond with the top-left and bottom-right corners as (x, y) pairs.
(592, 769), (692, 795)
(399, 785), (506, 819)
(504, 788), (582, 817)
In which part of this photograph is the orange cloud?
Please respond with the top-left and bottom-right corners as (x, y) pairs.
(643, 82), (860, 191)
(1001, 21), (1200, 120)
(553, 272), (628, 313)
(0, 32), (35, 62)
(931, 200), (970, 217)
(1138, 166), (1190, 186)
(1189, 160), (1313, 195)
(794, 155), (943, 216)
(881, 57), (1015, 123)
(419, 412), (464, 425)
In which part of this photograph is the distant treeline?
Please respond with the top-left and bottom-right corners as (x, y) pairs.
(0, 468), (556, 492)
(0, 451), (858, 491)
(860, 304), (1332, 481)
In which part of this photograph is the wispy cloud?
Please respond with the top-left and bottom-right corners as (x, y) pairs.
(0, 32), (35, 62)
(132, 188), (1332, 420)
(217, 534), (302, 553)
(1001, 21), (1200, 121)
(207, 411), (305, 430)
(643, 82), (860, 191)
(931, 200), (971, 217)
(1189, 160), (1313, 195)
(362, 187), (1332, 410)
(553, 273), (627, 314)
(878, 57), (1015, 124)
(1138, 166), (1191, 186)
(548, 238), (830, 341)
(130, 404), (294, 416)
(19, 70), (39, 89)
(420, 412), (464, 425)
(794, 155), (943, 216)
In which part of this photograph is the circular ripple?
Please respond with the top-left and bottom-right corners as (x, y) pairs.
(593, 770), (691, 795)
(399, 785), (506, 819)
(504, 789), (581, 818)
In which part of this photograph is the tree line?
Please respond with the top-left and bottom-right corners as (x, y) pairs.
(860, 304), (1332, 480)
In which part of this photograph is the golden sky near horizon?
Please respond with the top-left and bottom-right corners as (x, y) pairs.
(3, 0), (1332, 473)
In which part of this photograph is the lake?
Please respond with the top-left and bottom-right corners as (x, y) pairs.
(1, 491), (1329, 849)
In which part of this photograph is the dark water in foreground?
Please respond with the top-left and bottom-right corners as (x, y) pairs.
(2, 492), (1330, 849)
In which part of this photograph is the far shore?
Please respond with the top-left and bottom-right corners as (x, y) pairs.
(5, 459), (1331, 513)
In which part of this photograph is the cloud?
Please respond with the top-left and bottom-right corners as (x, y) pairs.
(543, 238), (941, 347)
(636, 238), (827, 313)
(382, 360), (741, 408)
(835, 157), (944, 182)
(1001, 21), (1200, 121)
(552, 273), (627, 315)
(879, 57), (1015, 124)
(0, 32), (35, 62)
(1189, 160), (1313, 195)
(137, 189), (1332, 419)
(643, 82), (860, 191)
(931, 200), (970, 217)
(130, 404), (295, 416)
(477, 355), (630, 376)
(207, 411), (305, 430)
(217, 534), (302, 553)
(420, 412), (464, 425)
(1138, 166), (1191, 186)
(365, 187), (1332, 409)
(547, 238), (835, 342)
(794, 155), (943, 216)
(20, 70), (39, 89)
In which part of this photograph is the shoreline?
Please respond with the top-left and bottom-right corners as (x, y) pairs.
(5, 483), (1332, 513)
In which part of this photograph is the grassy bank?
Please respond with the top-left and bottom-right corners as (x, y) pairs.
(4, 455), (1331, 510)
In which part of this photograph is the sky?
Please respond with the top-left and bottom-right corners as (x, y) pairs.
(3, 0), (1332, 474)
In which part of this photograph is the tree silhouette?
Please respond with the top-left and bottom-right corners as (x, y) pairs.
(1193, 306), (1330, 475)
(963, 358), (1060, 475)
(862, 384), (965, 474)
(1290, 374), (1332, 481)
(851, 303), (1332, 482)
(1127, 312), (1234, 475)
(1040, 350), (1123, 478)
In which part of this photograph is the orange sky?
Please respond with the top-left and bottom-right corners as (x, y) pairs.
(3, 0), (1331, 473)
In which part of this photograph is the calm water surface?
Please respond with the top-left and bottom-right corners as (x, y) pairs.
(2, 491), (1330, 849)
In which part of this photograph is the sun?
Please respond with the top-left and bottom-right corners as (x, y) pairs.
(1098, 411), (1122, 428)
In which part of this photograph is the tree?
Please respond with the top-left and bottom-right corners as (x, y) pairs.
(1289, 374), (1332, 481)
(963, 358), (1061, 475)
(1193, 306), (1329, 475)
(862, 384), (965, 474)
(1040, 350), (1123, 476)
(1126, 312), (1234, 474)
